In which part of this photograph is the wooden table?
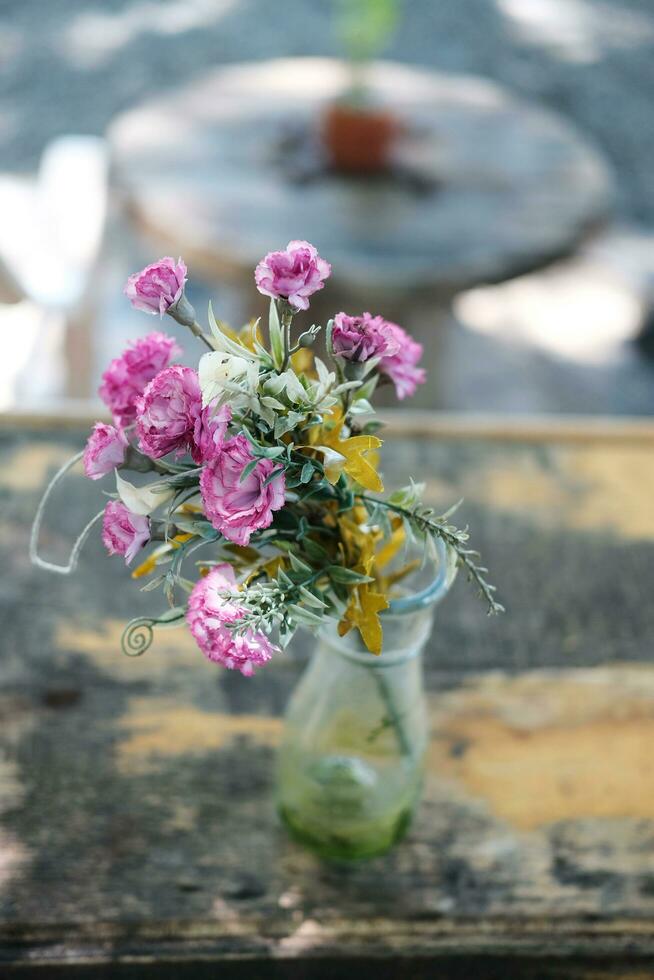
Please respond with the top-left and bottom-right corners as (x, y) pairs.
(2, 412), (654, 977)
(110, 58), (612, 314)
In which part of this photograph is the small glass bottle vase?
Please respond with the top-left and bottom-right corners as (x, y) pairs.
(275, 552), (453, 861)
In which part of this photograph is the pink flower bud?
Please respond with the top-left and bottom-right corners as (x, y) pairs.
(187, 564), (277, 676)
(102, 500), (150, 565)
(125, 257), (187, 316)
(254, 240), (331, 311)
(378, 322), (426, 400)
(83, 422), (128, 480)
(331, 311), (400, 363)
(200, 435), (285, 546)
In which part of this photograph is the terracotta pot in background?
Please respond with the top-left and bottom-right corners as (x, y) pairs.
(322, 102), (398, 175)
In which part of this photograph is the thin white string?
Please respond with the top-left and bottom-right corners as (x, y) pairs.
(29, 450), (104, 575)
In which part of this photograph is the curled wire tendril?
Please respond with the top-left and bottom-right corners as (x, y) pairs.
(30, 449), (104, 575)
(121, 618), (155, 657)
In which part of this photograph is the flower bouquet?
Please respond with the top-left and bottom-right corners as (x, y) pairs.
(32, 240), (501, 677)
(32, 240), (503, 857)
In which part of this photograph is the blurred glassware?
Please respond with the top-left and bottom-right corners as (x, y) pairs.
(0, 136), (109, 406)
(276, 545), (456, 860)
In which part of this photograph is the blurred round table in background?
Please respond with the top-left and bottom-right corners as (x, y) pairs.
(110, 57), (613, 403)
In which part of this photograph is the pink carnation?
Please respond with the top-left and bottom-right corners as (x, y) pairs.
(378, 322), (426, 400)
(187, 564), (277, 676)
(135, 365), (202, 460)
(83, 422), (128, 480)
(193, 402), (232, 464)
(135, 366), (231, 463)
(102, 500), (150, 565)
(200, 434), (285, 546)
(254, 240), (331, 311)
(331, 311), (400, 363)
(124, 257), (187, 316)
(99, 332), (181, 428)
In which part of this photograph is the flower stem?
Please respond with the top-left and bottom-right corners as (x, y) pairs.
(280, 308), (293, 371)
(369, 669), (412, 757)
(189, 320), (214, 351)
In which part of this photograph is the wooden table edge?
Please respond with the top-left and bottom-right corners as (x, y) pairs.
(2, 405), (654, 445)
(2, 921), (654, 974)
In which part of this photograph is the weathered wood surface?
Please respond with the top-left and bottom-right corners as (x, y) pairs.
(1, 417), (654, 977)
(109, 58), (612, 305)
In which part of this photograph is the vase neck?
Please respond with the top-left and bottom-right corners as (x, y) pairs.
(317, 605), (435, 669)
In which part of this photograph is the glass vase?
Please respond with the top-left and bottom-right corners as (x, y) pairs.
(275, 546), (454, 861)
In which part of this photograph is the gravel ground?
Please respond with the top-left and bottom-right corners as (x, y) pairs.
(2, 0), (654, 223)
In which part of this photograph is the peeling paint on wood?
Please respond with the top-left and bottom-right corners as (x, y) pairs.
(428, 667), (654, 829)
(117, 698), (283, 774)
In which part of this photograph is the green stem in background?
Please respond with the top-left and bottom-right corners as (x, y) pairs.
(346, 619), (412, 757)
(368, 669), (412, 757)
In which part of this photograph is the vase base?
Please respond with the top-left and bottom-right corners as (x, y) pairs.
(278, 802), (414, 862)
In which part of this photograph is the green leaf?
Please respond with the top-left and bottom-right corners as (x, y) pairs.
(301, 537), (329, 561)
(440, 498), (464, 520)
(171, 516), (218, 539)
(300, 461), (314, 484)
(299, 586), (327, 609)
(240, 427), (285, 459)
(287, 604), (324, 626)
(158, 605), (187, 624)
(140, 574), (167, 593)
(277, 569), (294, 588)
(239, 459), (260, 484)
(288, 552), (312, 575)
(262, 466), (284, 488)
(278, 622), (296, 650)
(355, 374), (379, 402)
(349, 398), (374, 417)
(327, 566), (374, 584)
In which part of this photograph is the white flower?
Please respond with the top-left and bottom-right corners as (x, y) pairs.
(115, 472), (175, 515)
(199, 350), (259, 407)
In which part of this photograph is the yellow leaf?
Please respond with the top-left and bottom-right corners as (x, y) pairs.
(309, 411), (384, 492)
(379, 558), (422, 592)
(130, 533), (193, 580)
(222, 543), (261, 564)
(179, 503), (203, 515)
(244, 554), (287, 586)
(375, 519), (405, 570)
(221, 319), (262, 354)
(171, 533), (194, 548)
(291, 348), (314, 374)
(131, 553), (159, 580)
(338, 583), (389, 655)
